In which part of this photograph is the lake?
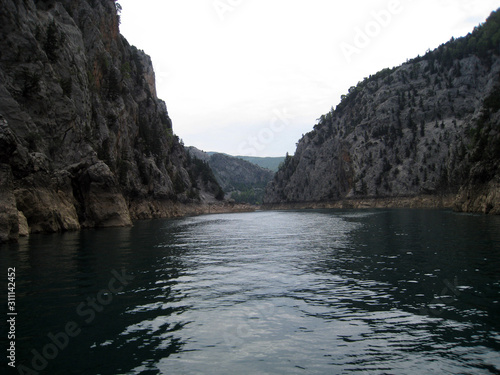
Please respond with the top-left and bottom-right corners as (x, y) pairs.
(1, 209), (499, 374)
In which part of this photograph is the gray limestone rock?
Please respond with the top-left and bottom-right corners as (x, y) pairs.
(0, 0), (223, 242)
(264, 27), (500, 215)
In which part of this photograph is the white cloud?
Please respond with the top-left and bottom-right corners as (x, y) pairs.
(119, 0), (499, 156)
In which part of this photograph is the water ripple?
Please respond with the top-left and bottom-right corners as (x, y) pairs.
(2, 210), (499, 374)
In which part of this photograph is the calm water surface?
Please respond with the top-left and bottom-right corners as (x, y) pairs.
(1, 209), (500, 374)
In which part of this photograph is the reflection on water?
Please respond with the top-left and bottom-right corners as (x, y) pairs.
(1, 209), (499, 374)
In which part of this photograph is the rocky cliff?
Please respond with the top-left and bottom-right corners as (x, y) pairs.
(0, 0), (223, 242)
(264, 10), (500, 214)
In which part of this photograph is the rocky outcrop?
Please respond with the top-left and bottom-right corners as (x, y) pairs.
(0, 164), (19, 242)
(264, 10), (500, 214)
(455, 180), (500, 214)
(0, 0), (223, 242)
(454, 162), (500, 214)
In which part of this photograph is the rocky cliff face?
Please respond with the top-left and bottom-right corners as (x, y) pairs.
(264, 10), (500, 214)
(0, 0), (222, 242)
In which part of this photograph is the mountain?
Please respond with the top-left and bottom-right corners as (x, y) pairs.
(187, 147), (275, 204)
(235, 156), (285, 172)
(202, 152), (284, 172)
(0, 0), (225, 243)
(264, 9), (500, 214)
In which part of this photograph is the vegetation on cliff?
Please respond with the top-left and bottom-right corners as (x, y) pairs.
(0, 0), (223, 242)
(264, 9), (500, 214)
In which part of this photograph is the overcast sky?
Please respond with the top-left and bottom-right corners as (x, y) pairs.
(119, 0), (499, 157)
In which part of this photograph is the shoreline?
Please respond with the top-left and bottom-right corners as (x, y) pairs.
(0, 200), (257, 245)
(261, 194), (457, 211)
(262, 180), (500, 215)
(129, 200), (257, 221)
(3, 191), (498, 245)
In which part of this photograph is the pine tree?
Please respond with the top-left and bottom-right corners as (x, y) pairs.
(44, 20), (59, 62)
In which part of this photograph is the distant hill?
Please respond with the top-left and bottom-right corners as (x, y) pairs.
(187, 147), (275, 204)
(235, 156), (285, 172)
(203, 153), (285, 172)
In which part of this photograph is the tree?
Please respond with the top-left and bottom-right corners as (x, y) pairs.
(115, 1), (122, 25)
(21, 69), (40, 98)
(44, 20), (59, 62)
(215, 188), (225, 201)
(107, 69), (120, 100)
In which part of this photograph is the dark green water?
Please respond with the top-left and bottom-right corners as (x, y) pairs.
(1, 209), (499, 374)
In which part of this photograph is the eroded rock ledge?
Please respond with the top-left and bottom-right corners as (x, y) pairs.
(129, 200), (255, 220)
(454, 180), (500, 215)
(262, 194), (456, 211)
(0, 183), (255, 244)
